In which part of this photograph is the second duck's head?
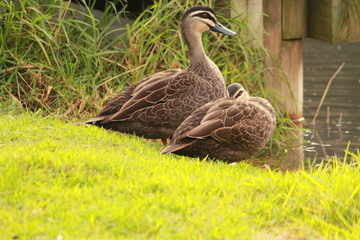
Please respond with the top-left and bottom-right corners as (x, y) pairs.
(227, 83), (249, 99)
(181, 6), (236, 38)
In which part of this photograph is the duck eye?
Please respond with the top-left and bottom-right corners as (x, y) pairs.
(201, 13), (210, 18)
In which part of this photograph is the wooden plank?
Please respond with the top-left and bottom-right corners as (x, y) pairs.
(334, 0), (360, 43)
(332, 0), (350, 43)
(280, 40), (303, 120)
(263, 0), (282, 57)
(348, 0), (360, 42)
(308, 0), (360, 43)
(216, 0), (263, 45)
(230, 0), (263, 43)
(263, 0), (303, 120)
(282, 0), (307, 39)
(263, 0), (282, 97)
(308, 0), (333, 43)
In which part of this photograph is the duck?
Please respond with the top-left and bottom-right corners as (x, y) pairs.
(86, 6), (236, 142)
(161, 83), (276, 163)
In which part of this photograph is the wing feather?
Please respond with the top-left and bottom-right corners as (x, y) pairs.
(110, 77), (168, 121)
(210, 127), (232, 142)
(186, 119), (224, 139)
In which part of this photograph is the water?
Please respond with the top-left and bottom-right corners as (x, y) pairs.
(303, 38), (360, 159)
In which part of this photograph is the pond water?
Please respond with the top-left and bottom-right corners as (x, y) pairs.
(303, 38), (360, 159)
(251, 38), (360, 170)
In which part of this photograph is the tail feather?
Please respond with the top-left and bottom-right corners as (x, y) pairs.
(84, 116), (108, 124)
(161, 142), (192, 154)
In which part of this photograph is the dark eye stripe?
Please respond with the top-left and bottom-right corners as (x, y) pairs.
(194, 12), (216, 24)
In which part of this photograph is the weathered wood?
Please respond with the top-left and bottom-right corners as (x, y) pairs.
(282, 0), (307, 39)
(348, 0), (360, 41)
(262, 0), (282, 104)
(263, 0), (282, 56)
(263, 0), (303, 120)
(219, 0), (304, 119)
(216, 0), (263, 45)
(280, 40), (303, 120)
(230, 0), (263, 42)
(308, 0), (360, 43)
(308, 0), (332, 42)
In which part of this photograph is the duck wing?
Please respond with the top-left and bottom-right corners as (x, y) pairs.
(161, 98), (234, 154)
(109, 77), (169, 120)
(85, 69), (180, 124)
(161, 101), (215, 154)
(184, 99), (239, 142)
(109, 70), (210, 124)
(188, 100), (275, 144)
(162, 97), (276, 155)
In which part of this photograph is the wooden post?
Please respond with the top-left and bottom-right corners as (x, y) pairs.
(218, 0), (306, 120)
(282, 0), (307, 39)
(308, 0), (360, 43)
(263, 0), (306, 121)
(217, 0), (263, 45)
(262, 0), (305, 164)
(218, 0), (359, 118)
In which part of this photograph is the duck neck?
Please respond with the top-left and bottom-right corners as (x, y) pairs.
(184, 30), (206, 63)
(182, 28), (222, 82)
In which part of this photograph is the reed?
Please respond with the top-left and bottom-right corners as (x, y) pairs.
(0, 0), (274, 117)
(0, 0), (128, 115)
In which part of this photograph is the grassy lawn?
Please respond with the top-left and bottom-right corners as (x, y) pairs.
(1, 113), (359, 239)
(1, 1), (360, 239)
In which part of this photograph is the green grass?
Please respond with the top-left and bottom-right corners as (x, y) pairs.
(2, 1), (359, 238)
(1, 113), (359, 239)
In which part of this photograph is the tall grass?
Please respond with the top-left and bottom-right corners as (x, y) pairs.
(0, 0), (128, 115)
(1, 0), (274, 114)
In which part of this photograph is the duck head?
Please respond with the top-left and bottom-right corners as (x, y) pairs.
(181, 6), (236, 36)
(227, 83), (249, 99)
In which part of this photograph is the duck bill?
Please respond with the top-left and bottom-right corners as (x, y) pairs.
(210, 22), (236, 36)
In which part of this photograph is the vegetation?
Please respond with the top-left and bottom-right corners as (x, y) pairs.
(1, 0), (127, 116)
(0, 0), (295, 158)
(0, 0), (274, 116)
(0, 113), (359, 239)
(0, 0), (291, 153)
(1, 1), (359, 239)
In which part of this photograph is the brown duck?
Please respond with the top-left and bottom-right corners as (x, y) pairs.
(86, 6), (236, 141)
(161, 83), (276, 163)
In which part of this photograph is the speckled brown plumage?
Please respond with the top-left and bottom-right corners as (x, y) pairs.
(86, 6), (236, 139)
(161, 83), (276, 163)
